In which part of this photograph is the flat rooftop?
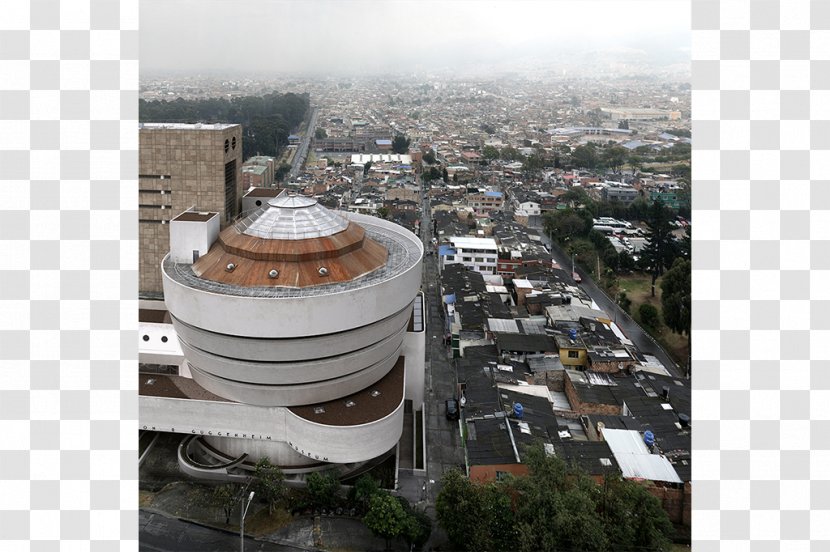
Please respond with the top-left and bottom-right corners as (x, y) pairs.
(139, 123), (238, 131)
(289, 357), (404, 426)
(173, 212), (217, 223)
(244, 187), (282, 197)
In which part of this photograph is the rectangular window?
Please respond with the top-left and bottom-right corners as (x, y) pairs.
(445, 255), (455, 261)
(568, 350), (580, 359)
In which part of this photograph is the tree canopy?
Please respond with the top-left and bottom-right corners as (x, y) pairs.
(661, 257), (691, 337)
(436, 448), (674, 552)
(602, 146), (628, 174)
(482, 145), (500, 160)
(392, 135), (411, 154)
(139, 92), (310, 159)
(253, 458), (286, 515)
(570, 144), (599, 170)
(363, 494), (409, 550)
(639, 199), (678, 297)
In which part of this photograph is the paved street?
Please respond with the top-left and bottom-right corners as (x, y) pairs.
(139, 510), (306, 552)
(289, 107), (319, 180)
(419, 187), (466, 500)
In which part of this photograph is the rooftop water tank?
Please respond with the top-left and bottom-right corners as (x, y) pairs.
(513, 403), (524, 419)
(569, 329), (578, 340)
(643, 430), (655, 448)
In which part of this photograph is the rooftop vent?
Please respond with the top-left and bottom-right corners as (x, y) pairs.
(268, 269), (279, 279)
(313, 406), (325, 414)
(318, 267), (329, 276)
(370, 390), (381, 397)
(145, 379), (155, 385)
(226, 263), (236, 272)
(345, 400), (356, 408)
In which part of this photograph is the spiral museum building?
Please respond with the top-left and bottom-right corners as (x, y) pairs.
(138, 190), (425, 477)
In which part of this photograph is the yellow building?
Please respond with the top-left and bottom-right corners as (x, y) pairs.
(555, 334), (588, 368)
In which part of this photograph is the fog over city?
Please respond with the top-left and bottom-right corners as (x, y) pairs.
(141, 0), (690, 78)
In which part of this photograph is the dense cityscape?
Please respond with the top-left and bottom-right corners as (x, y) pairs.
(137, 65), (692, 551)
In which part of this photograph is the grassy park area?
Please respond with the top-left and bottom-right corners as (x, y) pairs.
(614, 272), (689, 368)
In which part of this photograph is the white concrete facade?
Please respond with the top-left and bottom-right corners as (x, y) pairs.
(141, 201), (425, 473)
(440, 236), (498, 275)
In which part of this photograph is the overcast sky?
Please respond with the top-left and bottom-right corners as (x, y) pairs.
(140, 0), (690, 76)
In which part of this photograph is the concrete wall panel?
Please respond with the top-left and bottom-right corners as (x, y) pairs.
(177, 323), (407, 385)
(169, 304), (411, 362)
(187, 342), (403, 406)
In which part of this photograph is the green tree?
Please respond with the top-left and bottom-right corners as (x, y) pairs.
(640, 199), (677, 297)
(570, 144), (599, 170)
(618, 251), (637, 273)
(376, 206), (389, 220)
(617, 290), (632, 313)
(254, 458), (286, 515)
(363, 493), (408, 551)
(639, 303), (661, 329)
(602, 146), (628, 174)
(603, 476), (674, 551)
(402, 507), (432, 551)
(306, 471), (340, 509)
(212, 483), (241, 525)
(482, 145), (500, 160)
(442, 168), (449, 183)
(363, 161), (373, 176)
(392, 135), (411, 154)
(422, 150), (436, 164)
(672, 163), (691, 182)
(543, 209), (591, 241)
(661, 257), (691, 338)
(275, 163), (291, 182)
(348, 474), (381, 512)
(436, 469), (511, 552)
(500, 146), (520, 161)
(628, 154), (643, 175)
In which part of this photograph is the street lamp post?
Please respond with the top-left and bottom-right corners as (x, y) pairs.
(240, 491), (255, 552)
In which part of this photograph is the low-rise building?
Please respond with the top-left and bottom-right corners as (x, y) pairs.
(440, 236), (499, 275)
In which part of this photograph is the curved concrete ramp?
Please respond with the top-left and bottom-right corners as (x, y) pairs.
(177, 435), (250, 482)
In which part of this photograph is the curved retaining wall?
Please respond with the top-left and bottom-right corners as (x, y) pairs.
(140, 391), (405, 466)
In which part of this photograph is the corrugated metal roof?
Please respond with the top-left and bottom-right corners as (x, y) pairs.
(487, 318), (520, 333)
(601, 428), (682, 483)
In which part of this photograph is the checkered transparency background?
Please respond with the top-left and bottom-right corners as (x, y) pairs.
(0, 0), (826, 548)
(0, 0), (139, 550)
(692, 0), (830, 548)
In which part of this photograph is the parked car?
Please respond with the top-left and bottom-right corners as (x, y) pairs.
(445, 398), (459, 421)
